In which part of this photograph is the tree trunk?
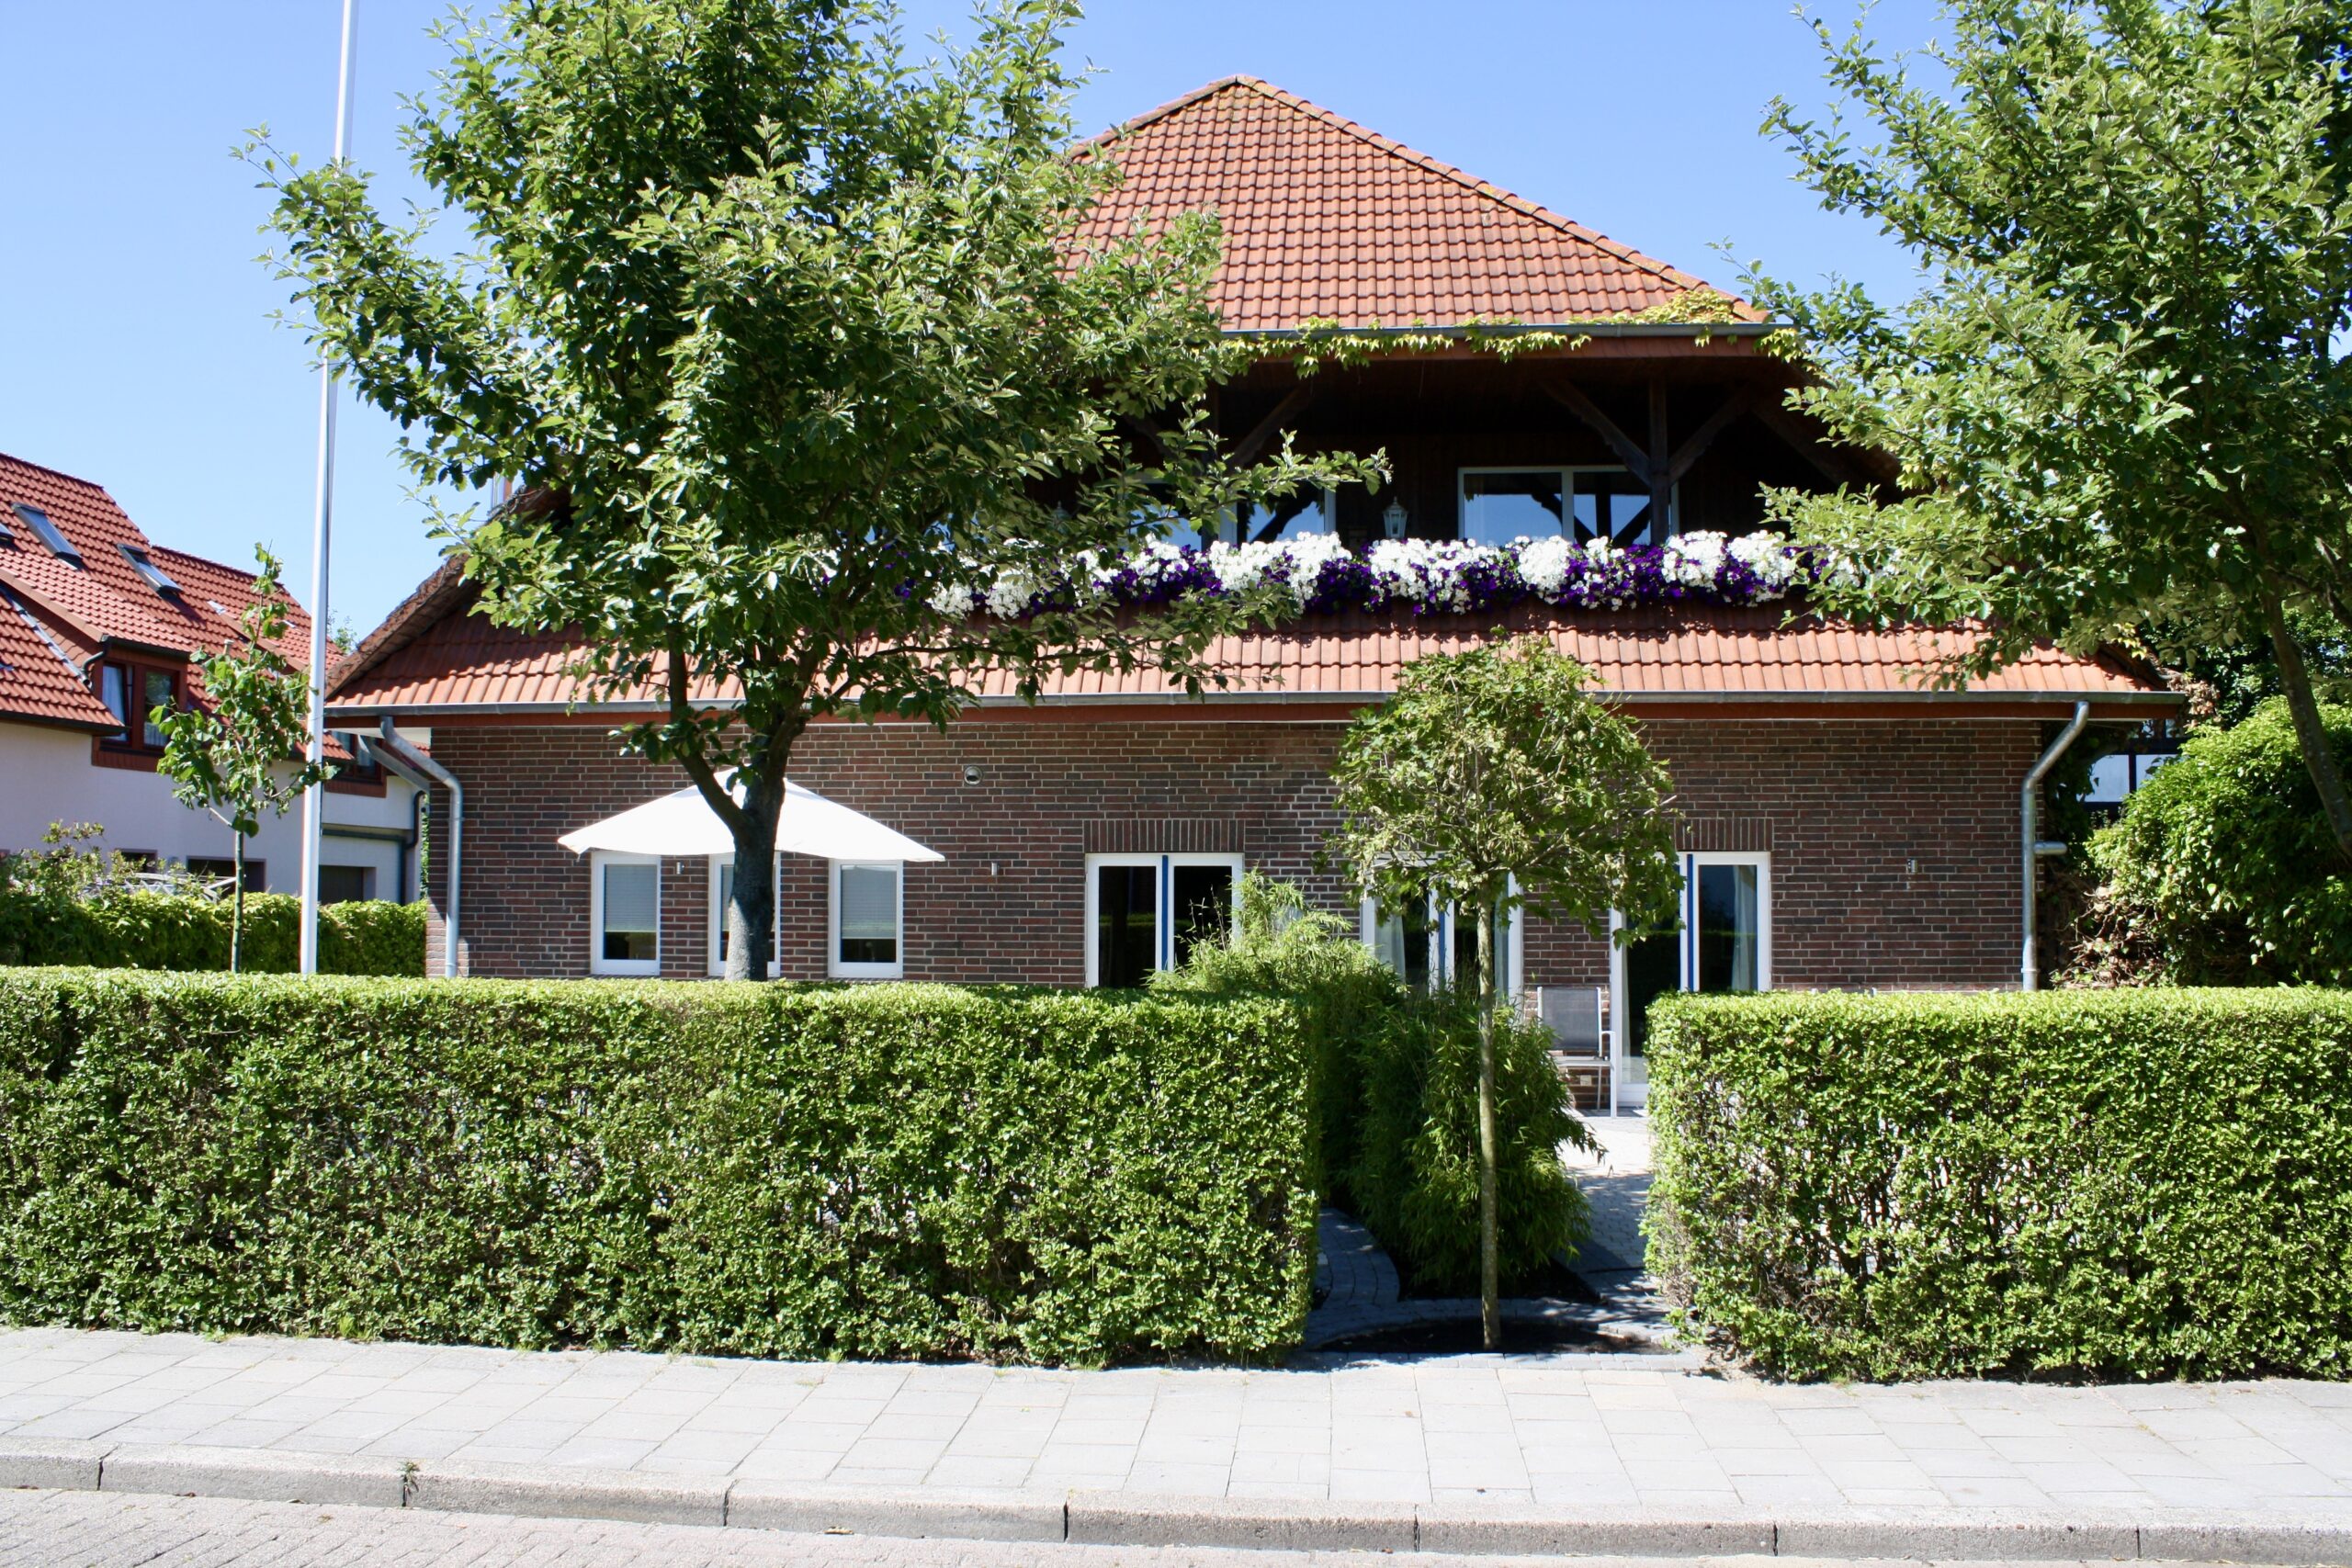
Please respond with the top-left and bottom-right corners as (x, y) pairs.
(230, 831), (245, 976)
(2261, 588), (2352, 866)
(1476, 896), (1500, 1352)
(724, 769), (786, 981)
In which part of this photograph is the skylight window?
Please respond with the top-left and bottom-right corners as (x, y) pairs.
(117, 544), (181, 597)
(8, 503), (82, 565)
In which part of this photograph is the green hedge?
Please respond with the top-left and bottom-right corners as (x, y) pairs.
(0, 970), (1315, 1364)
(1647, 989), (2352, 1381)
(0, 893), (424, 976)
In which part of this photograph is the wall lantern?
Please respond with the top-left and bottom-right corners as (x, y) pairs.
(1382, 500), (1408, 539)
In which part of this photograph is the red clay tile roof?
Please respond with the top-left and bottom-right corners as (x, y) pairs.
(1076, 76), (1758, 332)
(325, 591), (2170, 718)
(0, 450), (316, 731)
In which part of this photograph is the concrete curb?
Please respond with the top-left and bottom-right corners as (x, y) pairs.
(729, 1480), (1062, 1542)
(97, 1442), (405, 1508)
(6, 1442), (2352, 1561)
(406, 1458), (726, 1528)
(0, 1438), (104, 1493)
(1065, 1490), (1418, 1551)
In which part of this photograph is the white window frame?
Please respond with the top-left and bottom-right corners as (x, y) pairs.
(1457, 464), (1678, 546)
(707, 855), (733, 978)
(1358, 879), (1524, 997)
(830, 859), (907, 980)
(1083, 852), (1245, 987)
(589, 850), (662, 977)
(1608, 851), (1770, 1106)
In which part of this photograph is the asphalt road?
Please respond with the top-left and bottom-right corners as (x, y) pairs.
(0, 1490), (2266, 1568)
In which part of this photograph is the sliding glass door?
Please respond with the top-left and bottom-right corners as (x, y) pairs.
(1613, 852), (1770, 1106)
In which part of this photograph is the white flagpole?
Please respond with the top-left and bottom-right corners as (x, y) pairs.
(300, 0), (358, 977)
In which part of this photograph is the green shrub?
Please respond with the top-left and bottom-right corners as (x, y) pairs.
(0, 891), (424, 976)
(1648, 988), (2352, 1382)
(0, 970), (1315, 1365)
(2082, 697), (2352, 986)
(1343, 992), (1587, 1292)
(1158, 875), (1588, 1292)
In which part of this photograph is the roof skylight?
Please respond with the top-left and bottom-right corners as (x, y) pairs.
(117, 543), (182, 597)
(8, 502), (82, 566)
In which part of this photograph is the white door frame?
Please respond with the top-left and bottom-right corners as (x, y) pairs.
(1610, 852), (1771, 1111)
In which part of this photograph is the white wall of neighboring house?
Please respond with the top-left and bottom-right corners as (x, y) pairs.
(0, 717), (422, 901)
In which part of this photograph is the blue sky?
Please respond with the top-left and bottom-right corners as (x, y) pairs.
(0, 0), (1941, 637)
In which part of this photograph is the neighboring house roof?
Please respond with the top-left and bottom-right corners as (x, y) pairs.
(1075, 76), (1758, 332)
(0, 450), (314, 732)
(325, 588), (2170, 720)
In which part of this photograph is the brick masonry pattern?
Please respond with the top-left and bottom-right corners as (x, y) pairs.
(416, 716), (2041, 990)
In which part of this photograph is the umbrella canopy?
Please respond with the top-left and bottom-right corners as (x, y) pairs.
(558, 777), (944, 863)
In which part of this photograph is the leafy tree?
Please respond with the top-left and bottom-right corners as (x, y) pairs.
(2074, 697), (2352, 985)
(1754, 0), (2352, 863)
(153, 548), (330, 972)
(1329, 636), (1680, 1348)
(254, 0), (1368, 976)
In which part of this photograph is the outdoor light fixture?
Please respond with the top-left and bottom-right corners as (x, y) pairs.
(1382, 500), (1408, 539)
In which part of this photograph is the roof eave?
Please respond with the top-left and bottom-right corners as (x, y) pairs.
(1230, 321), (1781, 343)
(328, 685), (2178, 724)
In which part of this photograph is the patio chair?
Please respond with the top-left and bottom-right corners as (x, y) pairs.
(1532, 985), (1611, 1117)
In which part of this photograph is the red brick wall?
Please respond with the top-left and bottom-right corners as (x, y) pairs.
(417, 715), (2039, 991)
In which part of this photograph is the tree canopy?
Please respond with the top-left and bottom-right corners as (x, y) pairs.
(256, 0), (1369, 975)
(1754, 0), (2352, 859)
(153, 547), (327, 972)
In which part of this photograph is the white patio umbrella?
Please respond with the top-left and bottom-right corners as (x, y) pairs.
(558, 777), (944, 863)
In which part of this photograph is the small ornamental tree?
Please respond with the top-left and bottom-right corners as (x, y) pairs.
(153, 547), (329, 972)
(156, 549), (331, 968)
(1753, 0), (2352, 863)
(254, 0), (1372, 977)
(1329, 636), (1680, 1348)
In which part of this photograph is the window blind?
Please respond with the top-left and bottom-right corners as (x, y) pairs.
(839, 864), (898, 938)
(603, 863), (657, 934)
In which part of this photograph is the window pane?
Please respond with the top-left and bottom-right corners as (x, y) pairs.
(1374, 897), (1436, 993)
(1460, 471), (1566, 546)
(1170, 863), (1234, 969)
(1571, 470), (1662, 547)
(1238, 489), (1337, 543)
(99, 664), (128, 741)
(141, 670), (173, 748)
(839, 863), (899, 965)
(601, 862), (657, 963)
(1695, 864), (1760, 992)
(1449, 896), (1512, 995)
(1095, 863), (1158, 987)
(318, 865), (368, 904)
(717, 863), (735, 962)
(1623, 930), (1679, 1058)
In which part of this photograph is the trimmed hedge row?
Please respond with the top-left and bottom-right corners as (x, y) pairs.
(0, 970), (1315, 1364)
(1647, 989), (2352, 1381)
(0, 893), (424, 976)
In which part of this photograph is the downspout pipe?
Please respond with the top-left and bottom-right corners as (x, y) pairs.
(370, 721), (463, 979)
(2020, 701), (2091, 992)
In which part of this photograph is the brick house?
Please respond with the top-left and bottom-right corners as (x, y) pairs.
(0, 450), (424, 903)
(324, 78), (2174, 1101)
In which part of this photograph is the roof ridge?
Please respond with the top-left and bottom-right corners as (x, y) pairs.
(1091, 75), (1732, 307)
